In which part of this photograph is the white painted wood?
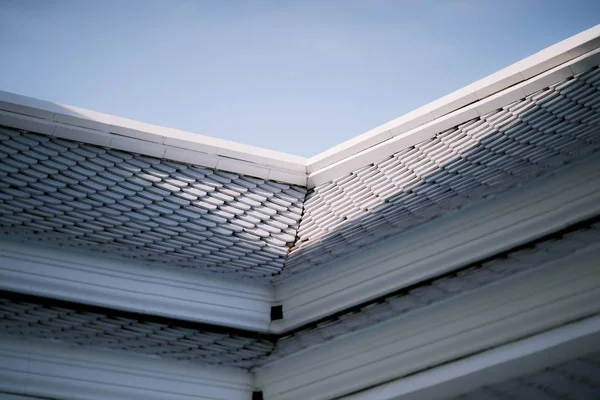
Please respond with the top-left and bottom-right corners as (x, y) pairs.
(110, 135), (168, 158)
(0, 338), (254, 400)
(53, 123), (112, 146)
(0, 240), (274, 332)
(257, 249), (600, 399)
(0, 110), (55, 135)
(342, 314), (600, 400)
(267, 168), (307, 186)
(273, 158), (600, 332)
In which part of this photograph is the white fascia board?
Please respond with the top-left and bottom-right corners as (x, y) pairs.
(0, 338), (253, 400)
(0, 239), (274, 332)
(0, 90), (308, 186)
(342, 314), (600, 400)
(257, 248), (600, 400)
(307, 24), (600, 184)
(272, 158), (600, 332)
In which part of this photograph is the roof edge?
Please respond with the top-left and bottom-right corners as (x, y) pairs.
(0, 90), (308, 186)
(307, 24), (600, 186)
(2, 25), (598, 189)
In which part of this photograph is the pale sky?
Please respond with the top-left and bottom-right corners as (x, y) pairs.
(1, 0), (599, 156)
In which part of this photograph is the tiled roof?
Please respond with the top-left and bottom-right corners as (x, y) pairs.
(0, 291), (275, 369)
(1, 66), (599, 281)
(284, 66), (600, 276)
(0, 127), (305, 278)
(270, 218), (600, 362)
(446, 351), (600, 399)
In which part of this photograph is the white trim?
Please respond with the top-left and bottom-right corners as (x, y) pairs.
(272, 158), (600, 332)
(342, 314), (600, 400)
(0, 239), (274, 332)
(0, 91), (307, 186)
(257, 249), (600, 399)
(306, 24), (600, 186)
(0, 338), (253, 400)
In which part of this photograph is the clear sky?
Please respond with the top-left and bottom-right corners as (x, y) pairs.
(1, 0), (599, 157)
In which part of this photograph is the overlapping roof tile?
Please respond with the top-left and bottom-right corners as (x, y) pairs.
(284, 66), (600, 276)
(0, 128), (306, 278)
(0, 292), (275, 369)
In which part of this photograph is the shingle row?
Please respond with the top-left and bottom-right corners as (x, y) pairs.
(0, 128), (306, 278)
(0, 295), (275, 369)
(285, 66), (600, 275)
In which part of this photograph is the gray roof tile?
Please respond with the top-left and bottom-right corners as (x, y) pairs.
(0, 128), (305, 279)
(284, 66), (600, 276)
(0, 293), (275, 369)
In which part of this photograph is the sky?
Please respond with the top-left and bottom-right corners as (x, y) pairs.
(0, 1), (599, 157)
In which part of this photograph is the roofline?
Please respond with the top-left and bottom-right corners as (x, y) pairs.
(0, 90), (308, 186)
(307, 24), (600, 186)
(1, 25), (598, 188)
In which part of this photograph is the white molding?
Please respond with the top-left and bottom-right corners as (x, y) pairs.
(307, 26), (600, 186)
(0, 91), (307, 186)
(0, 240), (274, 332)
(0, 338), (254, 400)
(342, 314), (600, 400)
(273, 159), (600, 332)
(257, 249), (600, 399)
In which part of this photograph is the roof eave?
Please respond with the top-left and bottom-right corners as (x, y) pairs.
(0, 90), (308, 186)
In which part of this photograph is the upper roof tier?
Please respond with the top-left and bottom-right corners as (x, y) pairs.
(0, 25), (599, 281)
(1, 25), (598, 188)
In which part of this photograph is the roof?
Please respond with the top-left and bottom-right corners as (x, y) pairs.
(1, 24), (600, 400)
(284, 66), (600, 276)
(1, 25), (599, 189)
(1, 58), (599, 280)
(0, 126), (305, 278)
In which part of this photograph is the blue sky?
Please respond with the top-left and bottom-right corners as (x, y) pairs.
(0, 1), (599, 157)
